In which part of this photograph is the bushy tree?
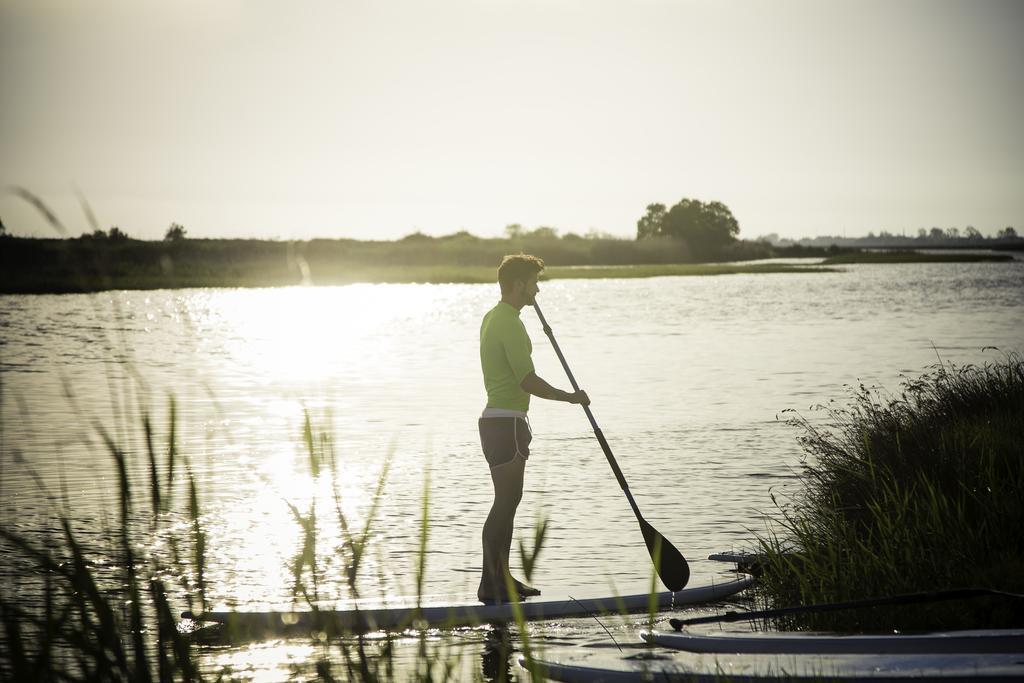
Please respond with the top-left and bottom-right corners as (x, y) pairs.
(998, 226), (1018, 239)
(84, 226), (129, 241)
(527, 226), (558, 239)
(164, 222), (187, 241)
(636, 203), (666, 239)
(438, 230), (476, 241)
(637, 198), (739, 258)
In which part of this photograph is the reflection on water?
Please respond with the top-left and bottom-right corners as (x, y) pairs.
(481, 626), (517, 683)
(2, 261), (1022, 678)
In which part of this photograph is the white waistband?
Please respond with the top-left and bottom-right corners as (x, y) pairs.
(481, 407), (528, 419)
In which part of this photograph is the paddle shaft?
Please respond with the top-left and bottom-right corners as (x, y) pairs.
(531, 302), (641, 519)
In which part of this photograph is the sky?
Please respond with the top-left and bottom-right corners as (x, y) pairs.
(2, 0), (1022, 241)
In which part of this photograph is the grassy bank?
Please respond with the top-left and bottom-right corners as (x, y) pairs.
(6, 229), (1015, 294)
(0, 234), (833, 293)
(755, 353), (1024, 632)
(547, 263), (831, 279)
(821, 250), (1016, 264)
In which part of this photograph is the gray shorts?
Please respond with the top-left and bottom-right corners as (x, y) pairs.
(478, 417), (532, 469)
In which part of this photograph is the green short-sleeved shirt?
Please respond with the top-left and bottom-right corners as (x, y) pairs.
(480, 302), (534, 412)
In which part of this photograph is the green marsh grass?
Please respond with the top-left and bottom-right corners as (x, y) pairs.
(0, 395), (207, 681)
(755, 351), (1024, 632)
(0, 250), (834, 293)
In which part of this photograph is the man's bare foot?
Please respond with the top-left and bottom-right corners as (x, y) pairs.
(478, 572), (541, 603)
(513, 578), (540, 597)
(477, 589), (522, 605)
(478, 579), (539, 604)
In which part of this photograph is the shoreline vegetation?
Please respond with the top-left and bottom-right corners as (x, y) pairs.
(755, 352), (1024, 632)
(0, 233), (1017, 294)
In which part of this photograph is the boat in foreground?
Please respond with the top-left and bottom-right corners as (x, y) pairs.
(182, 575), (753, 636)
(641, 627), (1024, 655)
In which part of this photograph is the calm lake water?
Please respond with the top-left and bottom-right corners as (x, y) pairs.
(2, 259), (1023, 679)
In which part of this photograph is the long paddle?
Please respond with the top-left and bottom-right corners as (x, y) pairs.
(532, 301), (690, 592)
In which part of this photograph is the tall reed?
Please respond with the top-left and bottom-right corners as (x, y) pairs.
(283, 413), (556, 681)
(755, 351), (1024, 631)
(0, 395), (207, 681)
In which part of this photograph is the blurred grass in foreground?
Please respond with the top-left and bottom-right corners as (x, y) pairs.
(755, 351), (1024, 632)
(0, 396), (547, 680)
(0, 395), (208, 681)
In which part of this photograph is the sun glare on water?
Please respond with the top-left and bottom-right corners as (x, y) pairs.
(193, 283), (464, 608)
(211, 284), (425, 384)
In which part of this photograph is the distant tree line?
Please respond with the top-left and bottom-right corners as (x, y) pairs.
(760, 225), (1019, 249)
(0, 225), (696, 294)
(0, 197), (838, 295)
(76, 222), (188, 242)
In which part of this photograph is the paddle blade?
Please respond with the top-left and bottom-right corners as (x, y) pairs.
(639, 518), (690, 592)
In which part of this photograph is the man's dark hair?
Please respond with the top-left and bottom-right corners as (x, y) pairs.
(497, 254), (545, 295)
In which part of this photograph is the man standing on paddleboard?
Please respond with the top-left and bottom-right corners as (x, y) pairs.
(478, 254), (589, 604)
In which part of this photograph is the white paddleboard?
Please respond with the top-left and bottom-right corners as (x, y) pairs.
(183, 576), (753, 635)
(520, 649), (1024, 682)
(642, 627), (1024, 655)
